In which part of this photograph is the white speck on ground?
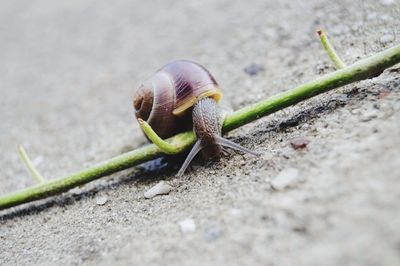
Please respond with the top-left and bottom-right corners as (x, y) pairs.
(360, 109), (379, 122)
(96, 196), (108, 206)
(271, 168), (301, 190)
(144, 181), (172, 199)
(178, 218), (196, 234)
(379, 34), (395, 45)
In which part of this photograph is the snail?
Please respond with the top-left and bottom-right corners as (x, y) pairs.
(133, 60), (258, 176)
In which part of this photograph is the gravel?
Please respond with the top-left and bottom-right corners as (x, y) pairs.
(144, 181), (173, 199)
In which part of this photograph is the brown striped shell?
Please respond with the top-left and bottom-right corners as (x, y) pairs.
(133, 60), (222, 139)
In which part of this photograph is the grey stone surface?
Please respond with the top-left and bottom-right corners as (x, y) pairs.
(1, 0), (400, 265)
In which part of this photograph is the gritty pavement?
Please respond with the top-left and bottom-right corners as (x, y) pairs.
(0, 0), (400, 265)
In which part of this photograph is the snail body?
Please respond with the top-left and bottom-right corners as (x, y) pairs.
(133, 60), (258, 176)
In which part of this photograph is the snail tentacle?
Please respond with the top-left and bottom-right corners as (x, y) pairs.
(137, 118), (180, 154)
(176, 140), (202, 177)
(214, 135), (260, 157)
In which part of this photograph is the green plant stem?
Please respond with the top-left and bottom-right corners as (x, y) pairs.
(137, 118), (181, 154)
(223, 44), (400, 132)
(17, 146), (45, 183)
(317, 29), (346, 69)
(1, 43), (399, 211)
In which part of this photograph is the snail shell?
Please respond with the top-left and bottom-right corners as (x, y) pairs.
(133, 60), (222, 138)
(133, 60), (259, 176)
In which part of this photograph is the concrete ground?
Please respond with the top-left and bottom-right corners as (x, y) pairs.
(0, 0), (399, 265)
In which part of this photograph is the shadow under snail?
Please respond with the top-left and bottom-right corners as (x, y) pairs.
(133, 60), (259, 176)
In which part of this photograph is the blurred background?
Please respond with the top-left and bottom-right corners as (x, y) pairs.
(0, 1), (399, 265)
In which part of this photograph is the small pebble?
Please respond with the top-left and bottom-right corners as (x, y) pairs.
(262, 152), (273, 161)
(244, 63), (264, 76)
(96, 196), (108, 206)
(290, 138), (310, 150)
(144, 181), (172, 199)
(70, 187), (83, 195)
(271, 168), (300, 190)
(379, 34), (395, 45)
(178, 218), (196, 233)
(351, 108), (362, 115)
(361, 110), (378, 122)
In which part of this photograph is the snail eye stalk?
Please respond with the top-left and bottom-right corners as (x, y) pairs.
(214, 135), (260, 157)
(176, 140), (202, 177)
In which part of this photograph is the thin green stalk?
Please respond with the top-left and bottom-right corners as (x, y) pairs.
(137, 118), (181, 154)
(17, 146), (45, 183)
(317, 29), (346, 69)
(1, 43), (399, 211)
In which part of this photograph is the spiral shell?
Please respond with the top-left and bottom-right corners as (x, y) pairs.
(133, 60), (222, 138)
